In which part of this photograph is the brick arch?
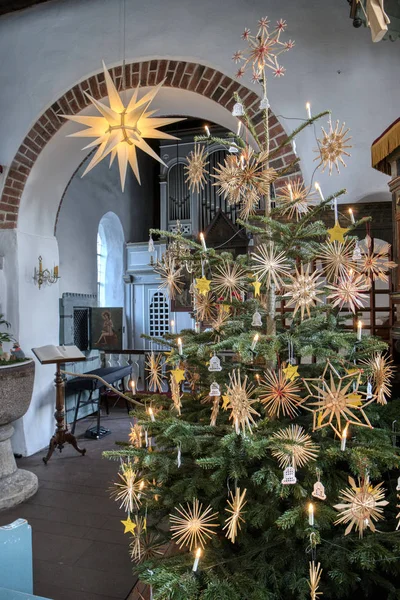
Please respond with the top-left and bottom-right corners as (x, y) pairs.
(0, 59), (299, 230)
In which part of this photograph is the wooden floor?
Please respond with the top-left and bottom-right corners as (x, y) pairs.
(0, 408), (136, 600)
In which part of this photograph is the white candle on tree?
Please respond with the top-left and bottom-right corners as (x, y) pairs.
(314, 182), (324, 202)
(148, 407), (155, 422)
(341, 425), (349, 451)
(177, 337), (183, 355)
(349, 208), (355, 224)
(192, 548), (201, 572)
(357, 319), (363, 341)
(251, 333), (259, 351)
(170, 319), (175, 334)
(199, 232), (207, 251)
(306, 102), (311, 120)
(308, 502), (314, 526)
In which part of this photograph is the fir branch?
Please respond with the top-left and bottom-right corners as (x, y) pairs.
(269, 110), (331, 162)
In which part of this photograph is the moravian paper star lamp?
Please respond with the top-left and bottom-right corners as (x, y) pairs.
(62, 62), (185, 191)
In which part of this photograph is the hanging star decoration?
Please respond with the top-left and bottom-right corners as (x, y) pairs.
(360, 352), (394, 405)
(130, 530), (164, 564)
(334, 475), (388, 537)
(111, 463), (146, 512)
(251, 242), (291, 288)
(194, 290), (216, 323)
(121, 516), (137, 535)
(259, 369), (304, 418)
(270, 425), (319, 470)
(278, 179), (316, 221)
(303, 361), (374, 437)
(326, 271), (369, 313)
(154, 256), (184, 300)
(318, 240), (359, 281)
(223, 488), (247, 543)
(315, 119), (352, 175)
(129, 423), (143, 448)
(185, 144), (209, 193)
(308, 562), (323, 600)
(282, 363), (299, 381)
(195, 276), (212, 296)
(63, 62), (184, 190)
(171, 366), (185, 384)
(146, 351), (165, 393)
(327, 222), (350, 244)
(225, 369), (259, 435)
(170, 373), (182, 415)
(283, 265), (324, 319)
(213, 146), (277, 213)
(359, 237), (397, 285)
(232, 17), (294, 80)
(210, 305), (230, 335)
(170, 498), (219, 550)
(212, 260), (247, 302)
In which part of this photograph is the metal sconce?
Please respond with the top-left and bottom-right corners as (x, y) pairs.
(34, 256), (60, 289)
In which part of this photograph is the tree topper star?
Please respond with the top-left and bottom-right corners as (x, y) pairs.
(63, 62), (184, 190)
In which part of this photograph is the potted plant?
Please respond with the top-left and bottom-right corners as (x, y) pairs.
(0, 314), (38, 510)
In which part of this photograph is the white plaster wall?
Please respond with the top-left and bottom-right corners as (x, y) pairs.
(0, 0), (399, 204)
(13, 231), (60, 455)
(56, 150), (157, 298)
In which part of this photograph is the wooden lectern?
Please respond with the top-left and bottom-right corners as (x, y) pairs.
(32, 345), (87, 464)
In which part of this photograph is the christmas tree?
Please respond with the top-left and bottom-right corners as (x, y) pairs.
(104, 17), (400, 600)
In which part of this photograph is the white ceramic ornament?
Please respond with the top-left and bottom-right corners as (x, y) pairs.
(282, 466), (297, 485)
(209, 354), (222, 372)
(251, 311), (262, 327)
(352, 240), (362, 260)
(209, 381), (221, 397)
(228, 145), (239, 154)
(312, 481), (326, 501)
(367, 380), (373, 400)
(259, 96), (270, 110)
(232, 102), (244, 117)
(396, 476), (400, 491)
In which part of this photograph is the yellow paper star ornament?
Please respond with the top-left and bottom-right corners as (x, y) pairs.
(282, 363), (299, 381)
(171, 367), (185, 384)
(327, 221), (350, 243)
(63, 62), (184, 190)
(195, 277), (212, 296)
(121, 516), (137, 535)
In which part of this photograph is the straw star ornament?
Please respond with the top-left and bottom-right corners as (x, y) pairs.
(146, 352), (165, 393)
(360, 352), (394, 405)
(334, 476), (388, 537)
(315, 119), (352, 175)
(318, 240), (359, 281)
(259, 369), (304, 418)
(251, 243), (291, 288)
(327, 271), (369, 313)
(63, 62), (184, 190)
(303, 361), (374, 437)
(360, 238), (397, 285)
(213, 261), (247, 302)
(154, 256), (184, 300)
(170, 498), (219, 549)
(185, 144), (209, 193)
(223, 488), (247, 543)
(270, 425), (319, 470)
(226, 369), (259, 435)
(278, 179), (316, 221)
(111, 463), (146, 512)
(283, 265), (324, 319)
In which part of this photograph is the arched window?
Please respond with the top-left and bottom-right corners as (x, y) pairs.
(96, 212), (125, 308)
(97, 223), (107, 307)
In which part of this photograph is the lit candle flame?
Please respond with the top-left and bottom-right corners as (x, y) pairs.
(349, 208), (355, 224)
(205, 125), (210, 137)
(199, 232), (207, 251)
(314, 182), (324, 202)
(306, 102), (311, 119)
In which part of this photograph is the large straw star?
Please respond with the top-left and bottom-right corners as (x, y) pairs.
(63, 62), (184, 190)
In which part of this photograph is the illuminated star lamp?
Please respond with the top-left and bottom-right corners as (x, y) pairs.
(63, 62), (185, 190)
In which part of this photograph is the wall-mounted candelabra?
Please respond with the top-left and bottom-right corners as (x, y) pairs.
(34, 256), (60, 289)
